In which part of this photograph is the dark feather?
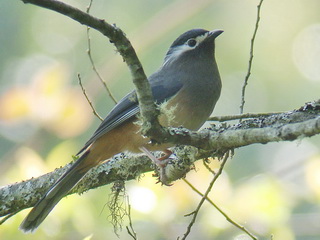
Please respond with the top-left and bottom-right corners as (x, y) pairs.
(77, 72), (183, 155)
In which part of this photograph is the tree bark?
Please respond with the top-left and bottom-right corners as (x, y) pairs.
(1, 100), (319, 217)
(2, 0), (319, 224)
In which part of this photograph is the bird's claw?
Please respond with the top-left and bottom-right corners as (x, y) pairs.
(156, 162), (173, 186)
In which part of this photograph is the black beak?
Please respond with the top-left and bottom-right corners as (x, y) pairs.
(208, 29), (224, 39)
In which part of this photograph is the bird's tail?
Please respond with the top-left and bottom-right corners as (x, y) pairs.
(20, 151), (92, 233)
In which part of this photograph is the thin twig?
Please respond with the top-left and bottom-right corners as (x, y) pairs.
(209, 111), (284, 122)
(240, 0), (265, 114)
(86, 0), (93, 12)
(179, 152), (230, 240)
(77, 73), (103, 121)
(0, 211), (20, 225)
(2, 104), (319, 217)
(202, 159), (216, 175)
(125, 196), (138, 240)
(86, 0), (117, 104)
(183, 178), (258, 240)
(20, 0), (172, 164)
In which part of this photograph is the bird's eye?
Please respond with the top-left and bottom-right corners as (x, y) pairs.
(187, 39), (197, 47)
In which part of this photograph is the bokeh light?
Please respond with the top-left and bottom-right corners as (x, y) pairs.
(293, 24), (320, 82)
(0, 0), (320, 239)
(305, 154), (320, 199)
(128, 186), (157, 213)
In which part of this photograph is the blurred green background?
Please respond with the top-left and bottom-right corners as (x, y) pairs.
(1, 0), (320, 239)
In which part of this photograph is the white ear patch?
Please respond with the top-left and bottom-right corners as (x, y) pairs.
(163, 32), (209, 66)
(186, 32), (209, 49)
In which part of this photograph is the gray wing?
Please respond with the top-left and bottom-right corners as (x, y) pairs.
(77, 72), (183, 155)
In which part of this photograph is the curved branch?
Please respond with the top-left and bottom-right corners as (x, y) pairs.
(158, 104), (320, 151)
(208, 112), (284, 122)
(240, 0), (265, 114)
(21, 0), (163, 138)
(1, 101), (319, 218)
(7, 0), (320, 229)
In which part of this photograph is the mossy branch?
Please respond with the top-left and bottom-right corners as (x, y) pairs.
(1, 100), (320, 218)
(21, 0), (164, 141)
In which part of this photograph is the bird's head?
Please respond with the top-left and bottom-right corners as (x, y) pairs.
(163, 29), (223, 67)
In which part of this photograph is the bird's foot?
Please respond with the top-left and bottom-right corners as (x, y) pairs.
(139, 147), (173, 186)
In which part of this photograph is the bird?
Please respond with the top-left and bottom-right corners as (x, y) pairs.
(20, 28), (223, 232)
